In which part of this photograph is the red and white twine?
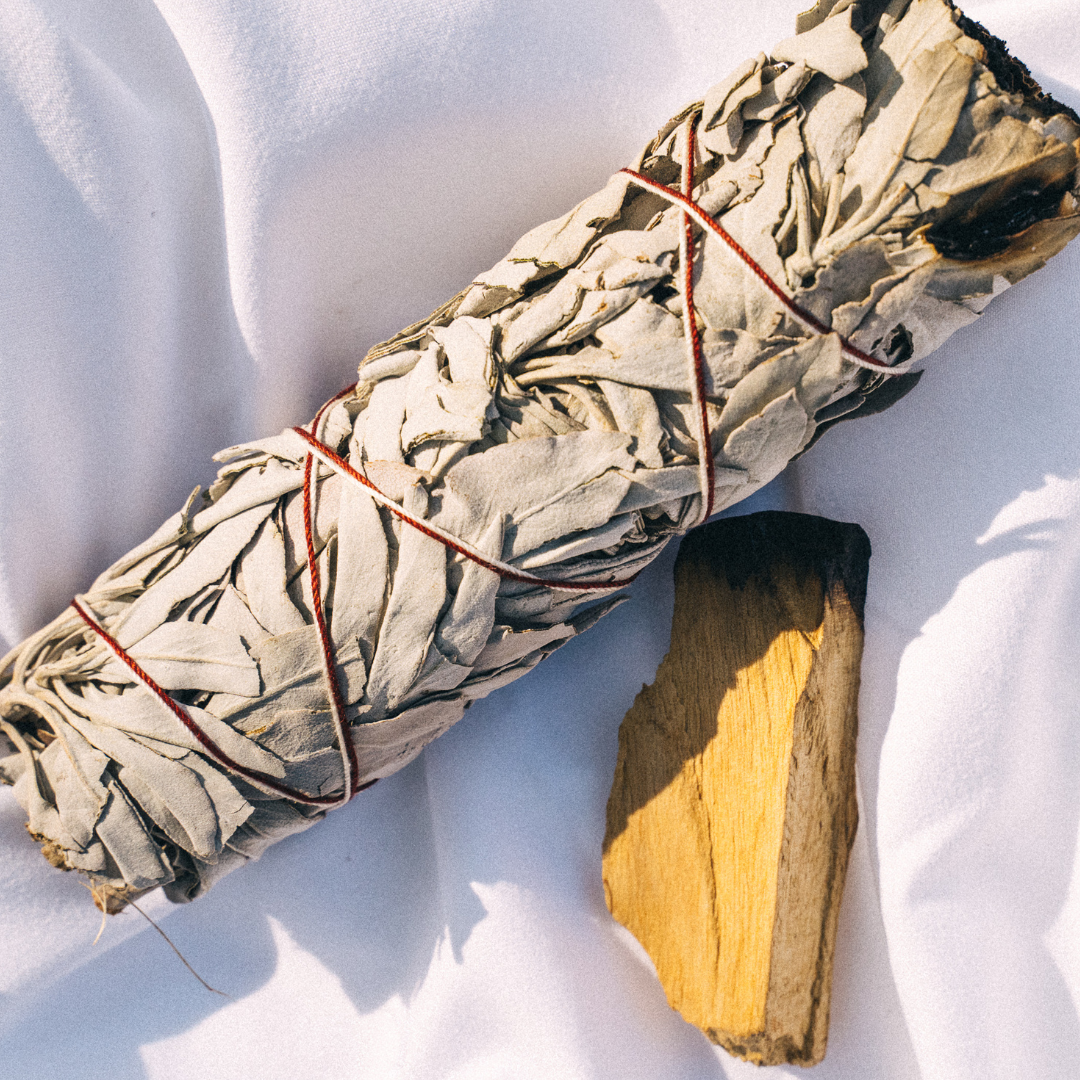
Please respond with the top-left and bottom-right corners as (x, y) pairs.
(619, 119), (912, 376)
(71, 112), (906, 806)
(72, 386), (371, 808)
(675, 119), (717, 525)
(71, 599), (356, 807)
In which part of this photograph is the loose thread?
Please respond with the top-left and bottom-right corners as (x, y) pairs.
(84, 882), (108, 946)
(127, 899), (230, 998)
(82, 880), (227, 997)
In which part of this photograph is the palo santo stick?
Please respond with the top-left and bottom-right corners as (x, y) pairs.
(602, 511), (870, 1066)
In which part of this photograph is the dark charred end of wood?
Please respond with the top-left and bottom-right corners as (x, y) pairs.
(914, 4), (1080, 262)
(678, 512), (871, 626)
(708, 1028), (823, 1068)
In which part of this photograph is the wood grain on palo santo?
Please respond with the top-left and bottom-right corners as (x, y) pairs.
(0, 0), (1078, 909)
(603, 512), (869, 1066)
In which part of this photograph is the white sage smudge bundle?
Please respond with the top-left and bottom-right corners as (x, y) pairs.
(3, 0), (1079, 911)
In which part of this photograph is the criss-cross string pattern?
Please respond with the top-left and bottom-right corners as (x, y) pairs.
(72, 386), (371, 809)
(71, 113), (905, 807)
(619, 121), (912, 376)
(291, 426), (640, 594)
(71, 598), (351, 807)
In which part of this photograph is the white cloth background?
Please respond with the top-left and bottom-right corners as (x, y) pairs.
(1, 1), (1078, 1076)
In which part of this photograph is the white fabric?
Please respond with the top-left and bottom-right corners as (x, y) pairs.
(1, 1), (1078, 1075)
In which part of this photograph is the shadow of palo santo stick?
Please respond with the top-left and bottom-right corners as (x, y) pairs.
(602, 511), (870, 1066)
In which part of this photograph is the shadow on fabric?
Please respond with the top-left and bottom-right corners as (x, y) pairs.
(790, 72), (1080, 1074)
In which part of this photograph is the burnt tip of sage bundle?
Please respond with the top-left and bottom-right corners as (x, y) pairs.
(924, 8), (1080, 262)
(928, 183), (1075, 261)
(952, 9), (1080, 127)
(792, 0), (1080, 288)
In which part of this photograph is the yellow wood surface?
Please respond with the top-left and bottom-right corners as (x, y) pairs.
(602, 515), (864, 1066)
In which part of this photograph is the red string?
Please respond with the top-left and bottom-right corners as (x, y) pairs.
(619, 161), (896, 373)
(680, 120), (716, 522)
(291, 426), (641, 593)
(71, 383), (377, 808)
(71, 598), (352, 807)
(74, 128), (854, 807)
(302, 435), (361, 802)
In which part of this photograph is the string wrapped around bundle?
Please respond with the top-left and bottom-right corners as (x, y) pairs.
(2, 0), (1079, 911)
